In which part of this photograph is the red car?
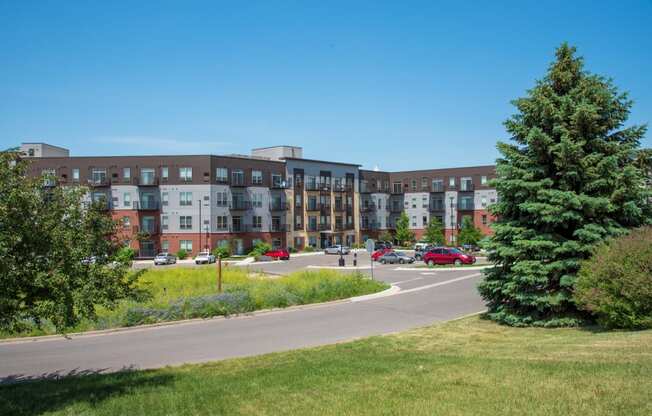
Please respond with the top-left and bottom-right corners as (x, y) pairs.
(265, 248), (290, 260)
(371, 248), (393, 261)
(422, 247), (476, 266)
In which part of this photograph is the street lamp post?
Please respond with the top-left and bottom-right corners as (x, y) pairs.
(449, 196), (455, 245)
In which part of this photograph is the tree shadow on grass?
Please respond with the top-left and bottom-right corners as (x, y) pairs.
(0, 366), (175, 416)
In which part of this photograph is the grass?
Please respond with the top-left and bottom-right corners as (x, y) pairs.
(1, 315), (650, 415)
(1, 267), (387, 338)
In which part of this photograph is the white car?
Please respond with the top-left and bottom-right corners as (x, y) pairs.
(154, 252), (177, 265)
(324, 245), (350, 255)
(195, 251), (216, 264)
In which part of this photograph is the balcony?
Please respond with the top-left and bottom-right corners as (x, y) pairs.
(137, 176), (159, 186)
(389, 205), (403, 213)
(333, 183), (353, 192)
(345, 222), (355, 230)
(458, 201), (475, 211)
(271, 224), (288, 232)
(334, 223), (344, 231)
(87, 178), (110, 187)
(230, 200), (251, 210)
(429, 202), (445, 212)
(133, 200), (160, 211)
(137, 224), (159, 235)
(361, 222), (379, 231)
(294, 223), (304, 231)
(306, 204), (320, 212)
(307, 223), (318, 232)
(360, 203), (375, 213)
(333, 204), (345, 212)
(318, 223), (332, 231)
(320, 204), (331, 214)
(231, 177), (246, 187)
(305, 182), (320, 191)
(270, 181), (287, 189)
(431, 184), (445, 193)
(460, 183), (475, 192)
(270, 201), (288, 211)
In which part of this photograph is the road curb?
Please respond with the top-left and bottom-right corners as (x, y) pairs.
(306, 265), (372, 270)
(394, 265), (491, 272)
(351, 285), (400, 302)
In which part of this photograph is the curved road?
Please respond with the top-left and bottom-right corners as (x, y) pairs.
(0, 254), (487, 383)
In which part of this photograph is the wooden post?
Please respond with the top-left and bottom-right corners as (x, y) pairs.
(217, 256), (222, 293)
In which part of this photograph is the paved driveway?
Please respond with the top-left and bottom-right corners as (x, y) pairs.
(0, 251), (488, 383)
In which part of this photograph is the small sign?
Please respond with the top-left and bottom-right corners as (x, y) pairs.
(365, 239), (375, 254)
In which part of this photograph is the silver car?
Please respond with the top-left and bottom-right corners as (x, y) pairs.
(324, 245), (350, 255)
(195, 251), (216, 264)
(154, 252), (177, 265)
(379, 251), (415, 264)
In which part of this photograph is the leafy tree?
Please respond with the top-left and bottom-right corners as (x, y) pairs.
(0, 153), (139, 332)
(478, 44), (651, 327)
(458, 216), (483, 246)
(423, 217), (445, 245)
(394, 211), (415, 246)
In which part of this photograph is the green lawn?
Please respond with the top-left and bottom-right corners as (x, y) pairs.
(1, 267), (387, 338)
(2, 316), (650, 415)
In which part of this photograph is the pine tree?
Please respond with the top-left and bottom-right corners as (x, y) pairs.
(458, 216), (483, 246)
(478, 44), (651, 327)
(424, 217), (445, 245)
(394, 211), (415, 246)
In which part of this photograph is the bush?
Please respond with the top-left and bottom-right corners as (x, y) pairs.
(212, 246), (230, 259)
(115, 246), (136, 262)
(288, 247), (297, 253)
(574, 227), (652, 329)
(176, 249), (188, 260)
(303, 246), (315, 253)
(248, 241), (272, 257)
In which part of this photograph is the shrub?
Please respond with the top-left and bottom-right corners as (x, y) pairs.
(303, 246), (315, 253)
(176, 249), (188, 260)
(574, 227), (652, 329)
(288, 247), (297, 253)
(115, 246), (136, 262)
(248, 241), (272, 257)
(212, 246), (230, 259)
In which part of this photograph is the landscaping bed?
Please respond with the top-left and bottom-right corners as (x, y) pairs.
(0, 268), (387, 339)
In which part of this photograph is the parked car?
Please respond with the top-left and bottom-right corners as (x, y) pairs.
(375, 241), (393, 250)
(422, 247), (476, 266)
(154, 252), (177, 265)
(371, 247), (393, 261)
(413, 242), (430, 251)
(379, 251), (415, 264)
(414, 245), (434, 261)
(195, 251), (216, 264)
(265, 248), (290, 260)
(324, 245), (350, 255)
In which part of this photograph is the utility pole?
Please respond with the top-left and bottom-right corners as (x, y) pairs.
(217, 255), (222, 293)
(198, 199), (202, 252)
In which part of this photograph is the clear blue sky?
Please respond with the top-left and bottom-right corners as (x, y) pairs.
(1, 1), (650, 170)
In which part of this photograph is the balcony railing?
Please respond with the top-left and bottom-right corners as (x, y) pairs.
(361, 222), (379, 231)
(431, 184), (445, 193)
(389, 205), (403, 213)
(270, 202), (288, 211)
(87, 178), (110, 187)
(137, 176), (158, 186)
(360, 203), (375, 212)
(307, 224), (318, 232)
(133, 201), (160, 211)
(333, 204), (345, 212)
(318, 223), (332, 231)
(137, 224), (159, 235)
(334, 223), (344, 231)
(271, 224), (288, 232)
(231, 177), (246, 187)
(320, 204), (331, 214)
(429, 202), (445, 212)
(294, 223), (304, 231)
(306, 204), (320, 211)
(230, 200), (251, 210)
(460, 183), (475, 192)
(333, 183), (354, 192)
(458, 201), (475, 210)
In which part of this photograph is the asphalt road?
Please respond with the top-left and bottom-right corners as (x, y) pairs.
(0, 252), (488, 383)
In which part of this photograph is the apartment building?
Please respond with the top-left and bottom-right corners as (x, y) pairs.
(23, 143), (496, 256)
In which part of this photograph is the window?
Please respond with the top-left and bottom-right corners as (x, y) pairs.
(432, 179), (443, 192)
(161, 240), (169, 251)
(392, 182), (402, 193)
(161, 215), (169, 230)
(482, 215), (488, 225)
(411, 179), (417, 191)
(232, 169), (244, 185)
(308, 196), (318, 210)
(72, 168), (80, 182)
(122, 217), (130, 229)
(123, 168), (131, 180)
(91, 168), (107, 184)
(412, 198), (417, 209)
(422, 196), (428, 208)
(162, 192), (169, 206)
(180, 216), (192, 230)
(180, 192), (193, 206)
(216, 216), (228, 230)
(161, 167), (169, 180)
(459, 196), (474, 210)
(28, 148), (35, 156)
(421, 177), (428, 190)
(123, 193), (131, 207)
(253, 216), (262, 228)
(179, 167), (192, 182)
(216, 168), (228, 182)
(216, 191), (228, 206)
(449, 177), (456, 187)
(481, 175), (488, 185)
(252, 170), (263, 185)
(481, 196), (487, 207)
(461, 177), (473, 191)
(423, 216), (428, 227)
(180, 240), (193, 251)
(272, 173), (283, 188)
(232, 216), (242, 232)
(295, 215), (303, 227)
(140, 168), (155, 185)
(412, 216), (417, 227)
(295, 194), (302, 207)
(251, 193), (262, 208)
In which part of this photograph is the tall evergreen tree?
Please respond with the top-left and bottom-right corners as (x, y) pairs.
(478, 44), (651, 327)
(458, 216), (483, 246)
